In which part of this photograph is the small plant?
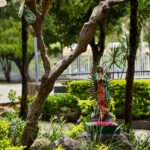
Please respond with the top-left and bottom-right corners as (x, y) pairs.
(8, 89), (17, 104)
(133, 133), (150, 150)
(10, 118), (25, 145)
(0, 118), (24, 150)
(0, 118), (10, 139)
(77, 99), (96, 121)
(63, 123), (84, 139)
(95, 144), (109, 150)
(55, 144), (64, 150)
(39, 116), (65, 143)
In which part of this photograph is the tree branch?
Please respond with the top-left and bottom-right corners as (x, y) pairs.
(42, 0), (53, 16)
(106, 0), (129, 6)
(49, 0), (128, 81)
(26, 0), (37, 14)
(26, 0), (52, 76)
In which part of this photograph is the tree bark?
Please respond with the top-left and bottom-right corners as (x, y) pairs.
(22, 0), (129, 149)
(90, 22), (106, 66)
(19, 17), (28, 119)
(0, 57), (11, 82)
(125, 0), (138, 129)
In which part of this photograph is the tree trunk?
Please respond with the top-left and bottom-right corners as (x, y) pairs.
(0, 57), (11, 82)
(19, 17), (28, 119)
(90, 22), (106, 67)
(125, 0), (138, 128)
(22, 0), (129, 149)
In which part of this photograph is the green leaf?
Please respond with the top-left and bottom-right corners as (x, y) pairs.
(11, 0), (20, 10)
(23, 8), (36, 24)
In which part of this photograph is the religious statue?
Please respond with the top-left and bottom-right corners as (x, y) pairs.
(90, 66), (111, 121)
(85, 66), (119, 134)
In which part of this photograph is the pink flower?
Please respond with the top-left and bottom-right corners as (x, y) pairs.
(92, 121), (117, 126)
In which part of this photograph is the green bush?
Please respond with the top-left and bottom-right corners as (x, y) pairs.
(0, 118), (24, 150)
(63, 123), (84, 138)
(0, 118), (10, 139)
(68, 80), (150, 119)
(42, 93), (78, 119)
(110, 80), (150, 119)
(77, 99), (96, 121)
(68, 80), (92, 99)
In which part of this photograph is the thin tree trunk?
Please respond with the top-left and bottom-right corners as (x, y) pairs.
(22, 0), (129, 149)
(19, 17), (28, 119)
(125, 0), (138, 128)
(90, 21), (106, 67)
(0, 57), (11, 82)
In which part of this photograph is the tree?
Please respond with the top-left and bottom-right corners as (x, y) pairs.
(19, 16), (28, 119)
(43, 0), (97, 60)
(0, 19), (34, 81)
(19, 0), (128, 149)
(125, 0), (138, 128)
(125, 0), (150, 128)
(0, 56), (11, 82)
(44, 0), (128, 66)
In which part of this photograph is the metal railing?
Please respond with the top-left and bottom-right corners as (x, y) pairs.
(58, 70), (150, 80)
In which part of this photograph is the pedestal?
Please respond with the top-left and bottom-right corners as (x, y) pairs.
(85, 121), (120, 134)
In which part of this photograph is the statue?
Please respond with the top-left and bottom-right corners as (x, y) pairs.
(91, 66), (110, 121)
(85, 66), (119, 135)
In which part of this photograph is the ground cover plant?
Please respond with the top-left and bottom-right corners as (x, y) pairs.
(0, 112), (25, 149)
(0, 94), (149, 150)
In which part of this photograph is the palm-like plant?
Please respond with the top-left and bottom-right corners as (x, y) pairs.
(103, 46), (122, 79)
(138, 0), (150, 28)
(119, 35), (130, 78)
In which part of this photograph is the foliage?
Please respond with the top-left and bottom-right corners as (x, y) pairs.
(95, 144), (109, 150)
(0, 117), (25, 150)
(55, 144), (64, 150)
(8, 89), (17, 104)
(0, 18), (33, 59)
(63, 123), (84, 139)
(44, 0), (96, 47)
(68, 80), (150, 119)
(39, 116), (65, 143)
(0, 118), (10, 139)
(103, 46), (123, 71)
(77, 99), (96, 121)
(110, 80), (150, 119)
(5, 112), (25, 145)
(133, 134), (150, 150)
(137, 0), (150, 28)
(42, 94), (78, 119)
(68, 80), (92, 99)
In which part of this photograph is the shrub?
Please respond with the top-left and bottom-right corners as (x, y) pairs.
(8, 89), (17, 104)
(0, 118), (24, 150)
(0, 118), (10, 139)
(68, 80), (92, 99)
(110, 80), (150, 119)
(42, 93), (78, 119)
(63, 123), (84, 138)
(68, 80), (150, 119)
(77, 99), (96, 121)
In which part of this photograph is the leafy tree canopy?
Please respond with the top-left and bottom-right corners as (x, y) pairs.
(0, 18), (34, 60)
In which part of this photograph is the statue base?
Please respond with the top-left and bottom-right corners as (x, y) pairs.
(85, 121), (120, 134)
